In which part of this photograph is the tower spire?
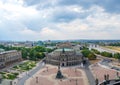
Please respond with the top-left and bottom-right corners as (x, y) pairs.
(62, 48), (65, 53)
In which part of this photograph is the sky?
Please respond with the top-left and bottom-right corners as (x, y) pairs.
(0, 0), (120, 41)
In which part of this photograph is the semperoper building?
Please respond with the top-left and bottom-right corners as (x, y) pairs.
(46, 42), (83, 66)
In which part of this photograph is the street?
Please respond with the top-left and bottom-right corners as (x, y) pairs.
(83, 60), (96, 85)
(17, 61), (45, 85)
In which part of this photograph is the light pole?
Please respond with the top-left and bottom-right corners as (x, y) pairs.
(46, 66), (48, 72)
(36, 76), (38, 83)
(75, 79), (78, 85)
(116, 72), (119, 78)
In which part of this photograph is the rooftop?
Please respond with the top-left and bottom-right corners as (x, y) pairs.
(0, 50), (17, 55)
(55, 48), (74, 52)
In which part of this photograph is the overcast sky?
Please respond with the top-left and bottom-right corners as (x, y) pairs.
(0, 0), (120, 41)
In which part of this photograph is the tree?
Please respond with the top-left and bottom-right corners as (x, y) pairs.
(33, 46), (46, 52)
(29, 49), (36, 60)
(88, 53), (96, 60)
(36, 52), (45, 59)
(0, 45), (50, 61)
(114, 53), (120, 62)
(21, 49), (28, 59)
(82, 49), (96, 60)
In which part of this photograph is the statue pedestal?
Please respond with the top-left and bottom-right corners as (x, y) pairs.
(56, 70), (64, 79)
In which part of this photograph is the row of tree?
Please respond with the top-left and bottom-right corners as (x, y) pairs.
(91, 49), (120, 60)
(100, 51), (112, 58)
(109, 43), (120, 46)
(0, 45), (54, 61)
(91, 49), (113, 57)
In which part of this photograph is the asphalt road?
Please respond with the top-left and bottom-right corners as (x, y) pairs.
(17, 61), (45, 85)
(83, 60), (96, 85)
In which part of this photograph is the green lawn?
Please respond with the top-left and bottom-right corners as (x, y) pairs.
(0, 61), (36, 80)
(0, 72), (19, 80)
(13, 61), (36, 72)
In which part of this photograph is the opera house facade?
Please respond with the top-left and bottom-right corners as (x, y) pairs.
(46, 42), (83, 66)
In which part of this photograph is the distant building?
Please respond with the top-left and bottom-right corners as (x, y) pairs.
(56, 42), (72, 48)
(46, 42), (83, 66)
(12, 42), (33, 48)
(36, 41), (44, 46)
(0, 50), (22, 69)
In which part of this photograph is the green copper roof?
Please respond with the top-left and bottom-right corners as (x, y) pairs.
(55, 48), (74, 52)
(0, 49), (4, 52)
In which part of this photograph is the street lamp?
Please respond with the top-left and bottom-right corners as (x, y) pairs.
(116, 72), (119, 78)
(75, 79), (78, 85)
(36, 76), (38, 83)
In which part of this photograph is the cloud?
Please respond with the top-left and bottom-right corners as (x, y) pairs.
(24, 0), (120, 13)
(0, 0), (120, 41)
(57, 0), (120, 13)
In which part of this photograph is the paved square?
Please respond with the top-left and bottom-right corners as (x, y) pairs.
(90, 64), (119, 83)
(25, 65), (89, 85)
